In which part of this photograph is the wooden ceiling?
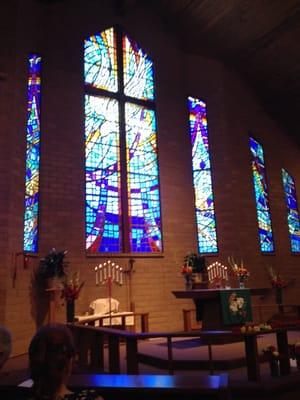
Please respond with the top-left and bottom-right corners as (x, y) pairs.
(149, 0), (300, 146)
(36, 0), (300, 146)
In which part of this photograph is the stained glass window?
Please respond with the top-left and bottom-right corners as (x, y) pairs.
(282, 168), (300, 252)
(84, 26), (162, 253)
(188, 96), (218, 254)
(23, 54), (41, 253)
(249, 137), (274, 252)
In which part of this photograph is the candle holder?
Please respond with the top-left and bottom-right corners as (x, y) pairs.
(94, 260), (124, 326)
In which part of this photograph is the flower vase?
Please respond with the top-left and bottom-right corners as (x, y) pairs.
(270, 359), (280, 377)
(238, 278), (245, 289)
(66, 300), (75, 323)
(185, 275), (193, 290)
(275, 287), (283, 304)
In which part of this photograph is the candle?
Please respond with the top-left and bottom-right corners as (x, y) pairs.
(115, 266), (119, 282)
(103, 266), (107, 280)
(99, 264), (103, 283)
(108, 264), (111, 278)
(95, 266), (99, 285)
(120, 267), (123, 285)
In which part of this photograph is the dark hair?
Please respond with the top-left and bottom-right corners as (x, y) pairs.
(29, 324), (75, 398)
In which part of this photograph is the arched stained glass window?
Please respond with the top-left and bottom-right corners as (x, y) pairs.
(249, 137), (274, 252)
(188, 96), (218, 254)
(84, 26), (162, 253)
(282, 168), (300, 252)
(23, 54), (41, 253)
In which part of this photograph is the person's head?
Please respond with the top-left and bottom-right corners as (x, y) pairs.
(0, 325), (12, 370)
(29, 323), (75, 395)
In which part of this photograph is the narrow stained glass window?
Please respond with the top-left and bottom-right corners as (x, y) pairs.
(282, 168), (300, 252)
(23, 54), (41, 253)
(188, 96), (218, 254)
(249, 137), (274, 252)
(84, 26), (162, 253)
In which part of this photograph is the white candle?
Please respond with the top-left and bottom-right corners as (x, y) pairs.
(99, 264), (103, 283)
(108, 264), (111, 277)
(104, 266), (107, 280)
(95, 266), (99, 285)
(120, 267), (123, 285)
(116, 266), (119, 282)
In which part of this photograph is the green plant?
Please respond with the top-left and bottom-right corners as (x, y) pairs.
(184, 252), (206, 273)
(37, 248), (68, 280)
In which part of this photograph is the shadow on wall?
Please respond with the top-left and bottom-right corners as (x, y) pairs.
(29, 271), (49, 329)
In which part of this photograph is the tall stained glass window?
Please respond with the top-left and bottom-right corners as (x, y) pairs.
(282, 168), (300, 252)
(23, 54), (42, 253)
(249, 137), (274, 252)
(84, 26), (162, 253)
(188, 96), (218, 254)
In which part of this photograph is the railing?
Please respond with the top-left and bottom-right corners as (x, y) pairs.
(75, 312), (149, 333)
(68, 324), (232, 375)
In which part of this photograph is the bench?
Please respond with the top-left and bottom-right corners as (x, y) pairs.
(69, 373), (230, 400)
(16, 373), (230, 400)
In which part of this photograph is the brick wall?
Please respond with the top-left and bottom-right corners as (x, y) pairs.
(0, 0), (299, 355)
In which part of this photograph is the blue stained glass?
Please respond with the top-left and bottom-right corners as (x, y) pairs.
(125, 103), (162, 252)
(123, 34), (154, 101)
(188, 96), (218, 254)
(84, 27), (118, 92)
(249, 137), (274, 252)
(85, 27), (161, 253)
(282, 169), (300, 252)
(85, 95), (121, 252)
(24, 54), (41, 253)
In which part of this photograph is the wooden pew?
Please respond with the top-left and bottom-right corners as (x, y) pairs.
(15, 373), (230, 400)
(68, 373), (230, 400)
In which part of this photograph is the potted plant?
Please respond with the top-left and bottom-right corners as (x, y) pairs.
(36, 248), (68, 288)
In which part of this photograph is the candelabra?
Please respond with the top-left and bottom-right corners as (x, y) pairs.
(207, 261), (228, 288)
(94, 260), (123, 326)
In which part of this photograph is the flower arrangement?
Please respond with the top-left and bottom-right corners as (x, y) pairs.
(262, 345), (280, 360)
(183, 252), (206, 273)
(38, 248), (68, 280)
(266, 265), (286, 288)
(61, 272), (85, 302)
(228, 256), (249, 279)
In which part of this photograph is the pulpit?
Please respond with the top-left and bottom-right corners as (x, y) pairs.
(172, 288), (270, 330)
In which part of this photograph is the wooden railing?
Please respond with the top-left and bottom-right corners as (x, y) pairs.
(68, 323), (292, 382)
(68, 324), (230, 375)
(75, 312), (149, 333)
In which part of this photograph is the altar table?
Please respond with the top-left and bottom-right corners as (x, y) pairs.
(172, 288), (270, 330)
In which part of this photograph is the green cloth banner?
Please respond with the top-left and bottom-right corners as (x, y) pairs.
(220, 289), (253, 326)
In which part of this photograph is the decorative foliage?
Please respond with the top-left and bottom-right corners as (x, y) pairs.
(262, 345), (280, 360)
(249, 137), (274, 252)
(266, 265), (286, 288)
(228, 256), (250, 280)
(62, 272), (85, 302)
(188, 96), (218, 254)
(282, 168), (300, 252)
(23, 54), (42, 253)
(84, 26), (162, 253)
(183, 252), (206, 273)
(37, 248), (68, 280)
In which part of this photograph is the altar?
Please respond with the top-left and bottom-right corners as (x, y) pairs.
(172, 288), (270, 330)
